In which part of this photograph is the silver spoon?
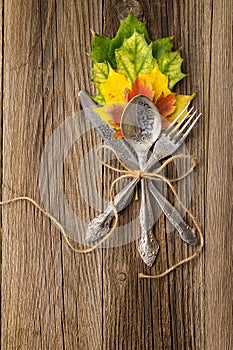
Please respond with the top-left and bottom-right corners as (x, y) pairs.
(121, 94), (162, 266)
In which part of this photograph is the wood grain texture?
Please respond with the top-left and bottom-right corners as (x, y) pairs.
(1, 1), (232, 349)
(205, 0), (233, 349)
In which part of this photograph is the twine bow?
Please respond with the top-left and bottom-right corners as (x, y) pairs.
(0, 145), (203, 280)
(95, 145), (204, 279)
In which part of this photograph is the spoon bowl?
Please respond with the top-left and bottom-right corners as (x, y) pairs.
(120, 94), (162, 155)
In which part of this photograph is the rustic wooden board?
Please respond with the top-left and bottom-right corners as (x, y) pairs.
(1, 1), (232, 349)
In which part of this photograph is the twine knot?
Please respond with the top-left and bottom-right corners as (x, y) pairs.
(131, 170), (144, 179)
(0, 144), (203, 280)
(95, 144), (204, 279)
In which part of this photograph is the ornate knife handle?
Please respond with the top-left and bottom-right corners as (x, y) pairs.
(86, 178), (138, 242)
(148, 181), (198, 246)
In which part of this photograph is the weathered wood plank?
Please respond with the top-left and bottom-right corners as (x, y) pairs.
(2, 1), (64, 348)
(205, 0), (233, 349)
(2, 0), (103, 349)
(1, 0), (232, 349)
(0, 0), (3, 316)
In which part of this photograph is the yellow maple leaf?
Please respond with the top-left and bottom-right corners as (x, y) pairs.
(92, 102), (126, 131)
(139, 64), (171, 101)
(168, 93), (196, 121)
(99, 68), (131, 102)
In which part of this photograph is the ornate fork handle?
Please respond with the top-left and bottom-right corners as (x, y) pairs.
(86, 178), (138, 242)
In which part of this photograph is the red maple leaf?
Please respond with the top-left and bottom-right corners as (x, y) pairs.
(105, 104), (124, 129)
(113, 129), (123, 138)
(125, 76), (154, 102)
(155, 93), (176, 118)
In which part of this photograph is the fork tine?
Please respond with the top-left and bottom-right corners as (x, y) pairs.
(168, 107), (194, 138)
(172, 109), (198, 139)
(164, 104), (190, 134)
(175, 112), (202, 144)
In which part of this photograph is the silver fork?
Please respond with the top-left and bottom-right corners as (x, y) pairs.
(149, 106), (202, 162)
(85, 105), (202, 255)
(138, 107), (202, 264)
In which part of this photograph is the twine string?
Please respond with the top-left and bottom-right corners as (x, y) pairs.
(0, 145), (203, 279)
(0, 196), (97, 253)
(96, 145), (204, 279)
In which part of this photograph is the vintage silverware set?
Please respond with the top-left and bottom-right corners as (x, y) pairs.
(78, 90), (202, 266)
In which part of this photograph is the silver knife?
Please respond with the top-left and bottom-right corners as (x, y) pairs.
(78, 90), (138, 169)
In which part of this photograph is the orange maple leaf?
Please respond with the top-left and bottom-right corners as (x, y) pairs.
(155, 93), (176, 118)
(125, 76), (154, 102)
(113, 129), (123, 138)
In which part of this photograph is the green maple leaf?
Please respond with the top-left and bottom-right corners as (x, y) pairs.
(92, 94), (106, 104)
(115, 31), (156, 82)
(109, 12), (150, 68)
(157, 50), (186, 89)
(153, 37), (173, 58)
(92, 62), (109, 103)
(90, 34), (111, 63)
(92, 62), (109, 86)
(90, 13), (188, 93)
(90, 13), (150, 68)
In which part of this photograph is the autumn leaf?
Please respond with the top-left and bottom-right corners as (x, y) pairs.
(92, 103), (126, 135)
(139, 64), (171, 101)
(90, 13), (150, 69)
(153, 37), (173, 58)
(157, 51), (186, 89)
(155, 93), (176, 117)
(115, 31), (156, 82)
(109, 12), (151, 69)
(98, 68), (131, 102)
(168, 93), (195, 121)
(92, 62), (109, 86)
(125, 76), (154, 102)
(88, 13), (195, 139)
(90, 34), (111, 63)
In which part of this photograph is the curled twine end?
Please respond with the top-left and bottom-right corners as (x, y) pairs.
(193, 156), (198, 167)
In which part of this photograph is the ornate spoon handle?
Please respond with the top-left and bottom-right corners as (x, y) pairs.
(137, 152), (159, 266)
(138, 229), (159, 267)
(138, 177), (159, 266)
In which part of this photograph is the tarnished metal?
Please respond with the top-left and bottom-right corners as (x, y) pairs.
(79, 91), (201, 266)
